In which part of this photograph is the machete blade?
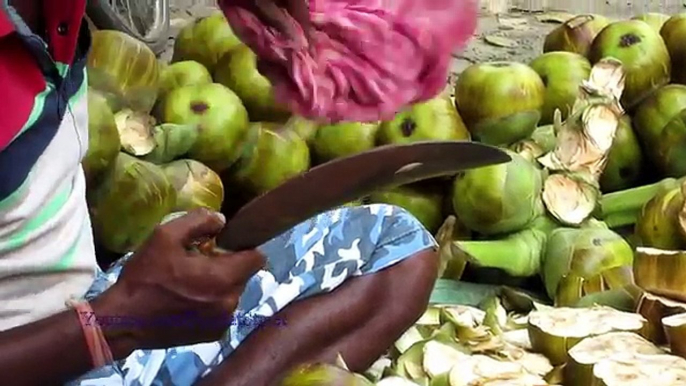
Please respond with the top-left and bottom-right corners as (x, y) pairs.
(217, 141), (510, 250)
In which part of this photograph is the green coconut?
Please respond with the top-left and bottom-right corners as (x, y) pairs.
(632, 12), (671, 33)
(529, 52), (592, 125)
(172, 10), (243, 73)
(588, 19), (671, 108)
(312, 121), (379, 163)
(158, 60), (212, 99)
(599, 115), (644, 192)
(82, 89), (121, 184)
(369, 184), (444, 233)
(281, 363), (373, 386)
(655, 108), (686, 177)
(451, 150), (543, 235)
(158, 83), (250, 173)
(543, 14), (611, 57)
(230, 122), (311, 196)
(87, 30), (160, 114)
(88, 153), (176, 254)
(284, 115), (320, 144)
(634, 182), (686, 250)
(139, 123), (200, 165)
(377, 92), (470, 144)
(162, 159), (224, 212)
(541, 227), (635, 306)
(632, 84), (686, 161)
(454, 62), (545, 146)
(213, 45), (290, 122)
(660, 13), (686, 85)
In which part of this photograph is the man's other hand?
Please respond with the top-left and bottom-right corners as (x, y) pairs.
(245, 0), (312, 41)
(93, 208), (266, 349)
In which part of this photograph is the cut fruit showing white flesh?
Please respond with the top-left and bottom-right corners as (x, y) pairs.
(376, 377), (422, 386)
(441, 305), (486, 327)
(499, 344), (554, 377)
(447, 354), (548, 386)
(527, 306), (646, 365)
(592, 353), (686, 385)
(636, 291), (686, 344)
(114, 109), (156, 156)
(422, 340), (469, 377)
(477, 374), (550, 386)
(566, 332), (664, 386)
(634, 247), (686, 302)
(663, 312), (686, 358)
(503, 329), (533, 350)
(395, 326), (425, 354)
(416, 307), (442, 325)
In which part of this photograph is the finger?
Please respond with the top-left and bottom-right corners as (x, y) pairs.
(164, 208), (226, 246)
(253, 0), (297, 39)
(211, 249), (267, 283)
(285, 0), (311, 41)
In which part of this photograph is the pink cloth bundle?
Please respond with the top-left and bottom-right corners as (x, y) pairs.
(220, 0), (478, 122)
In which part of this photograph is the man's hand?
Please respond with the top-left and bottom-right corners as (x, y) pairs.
(248, 0), (312, 41)
(93, 208), (265, 350)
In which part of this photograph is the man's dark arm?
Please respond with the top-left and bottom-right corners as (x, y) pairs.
(0, 291), (136, 386)
(198, 249), (439, 386)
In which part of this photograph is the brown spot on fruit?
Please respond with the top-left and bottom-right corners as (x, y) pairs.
(400, 119), (416, 137)
(191, 101), (209, 114)
(619, 33), (641, 48)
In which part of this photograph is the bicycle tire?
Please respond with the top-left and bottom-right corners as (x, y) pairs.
(87, 0), (170, 55)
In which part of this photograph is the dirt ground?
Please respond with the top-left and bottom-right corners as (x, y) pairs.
(163, 2), (684, 76)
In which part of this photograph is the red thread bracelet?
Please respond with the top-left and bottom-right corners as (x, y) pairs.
(67, 299), (114, 368)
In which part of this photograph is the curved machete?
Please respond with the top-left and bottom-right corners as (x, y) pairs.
(217, 141), (510, 251)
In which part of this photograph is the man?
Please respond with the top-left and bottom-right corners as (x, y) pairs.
(0, 1), (439, 385)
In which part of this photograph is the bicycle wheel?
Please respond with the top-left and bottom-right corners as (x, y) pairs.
(87, 0), (170, 55)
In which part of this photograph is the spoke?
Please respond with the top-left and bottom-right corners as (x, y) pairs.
(107, 0), (160, 36)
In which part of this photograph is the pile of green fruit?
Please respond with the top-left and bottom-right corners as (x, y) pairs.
(83, 8), (686, 385)
(83, 10), (471, 254)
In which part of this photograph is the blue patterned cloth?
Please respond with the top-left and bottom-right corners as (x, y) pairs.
(68, 204), (436, 386)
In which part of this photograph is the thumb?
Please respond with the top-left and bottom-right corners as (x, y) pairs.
(254, 0), (296, 38)
(285, 0), (311, 43)
(164, 208), (226, 246)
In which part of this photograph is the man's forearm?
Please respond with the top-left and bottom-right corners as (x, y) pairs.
(198, 249), (438, 386)
(0, 292), (136, 386)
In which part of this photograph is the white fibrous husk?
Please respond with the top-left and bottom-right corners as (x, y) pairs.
(538, 58), (626, 225)
(114, 109), (156, 156)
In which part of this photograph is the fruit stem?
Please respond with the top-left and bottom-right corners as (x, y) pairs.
(599, 177), (685, 220)
(602, 210), (639, 229)
(454, 228), (546, 278)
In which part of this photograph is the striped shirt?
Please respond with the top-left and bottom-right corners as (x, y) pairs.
(0, 1), (98, 331)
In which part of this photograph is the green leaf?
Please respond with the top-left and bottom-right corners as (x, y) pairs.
(429, 279), (500, 307)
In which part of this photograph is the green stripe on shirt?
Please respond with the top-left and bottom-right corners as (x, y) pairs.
(0, 79), (52, 209)
(12, 82), (51, 140)
(0, 176), (30, 211)
(55, 62), (69, 78)
(50, 220), (86, 270)
(0, 182), (71, 253)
